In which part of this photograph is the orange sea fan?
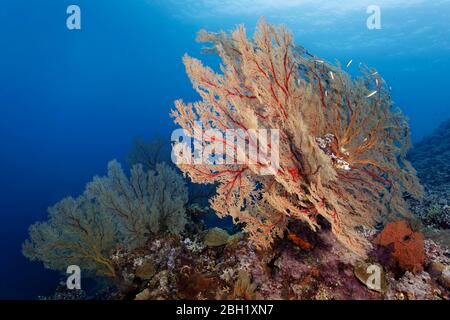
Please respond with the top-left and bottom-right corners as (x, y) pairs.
(171, 18), (423, 256)
(374, 220), (425, 272)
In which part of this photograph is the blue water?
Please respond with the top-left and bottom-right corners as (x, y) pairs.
(0, 0), (449, 299)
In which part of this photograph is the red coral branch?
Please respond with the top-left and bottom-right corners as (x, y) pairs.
(311, 69), (327, 110)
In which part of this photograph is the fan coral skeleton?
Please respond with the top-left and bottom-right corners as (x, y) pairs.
(171, 19), (423, 255)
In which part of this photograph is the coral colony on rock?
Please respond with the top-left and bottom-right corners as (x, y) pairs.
(19, 19), (450, 302)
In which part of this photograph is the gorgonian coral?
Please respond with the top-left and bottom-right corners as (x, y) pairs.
(23, 160), (188, 277)
(23, 195), (119, 277)
(87, 160), (188, 248)
(171, 19), (423, 255)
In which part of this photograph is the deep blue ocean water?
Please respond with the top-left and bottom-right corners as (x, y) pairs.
(0, 0), (449, 299)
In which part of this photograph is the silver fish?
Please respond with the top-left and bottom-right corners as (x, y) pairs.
(366, 90), (377, 98)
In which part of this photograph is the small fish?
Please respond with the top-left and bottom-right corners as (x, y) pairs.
(325, 90), (328, 97)
(315, 59), (324, 64)
(375, 78), (379, 86)
(329, 71), (335, 80)
(346, 59), (353, 68)
(371, 71), (378, 76)
(366, 90), (377, 98)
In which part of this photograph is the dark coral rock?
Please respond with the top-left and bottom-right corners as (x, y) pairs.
(408, 118), (450, 232)
(177, 271), (218, 299)
(408, 118), (450, 187)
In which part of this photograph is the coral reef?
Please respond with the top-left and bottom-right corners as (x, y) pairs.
(23, 20), (450, 302)
(419, 204), (450, 230)
(394, 271), (436, 300)
(407, 117), (450, 249)
(408, 117), (450, 187)
(112, 224), (448, 301)
(27, 199), (449, 300)
(171, 19), (423, 255)
(23, 160), (188, 277)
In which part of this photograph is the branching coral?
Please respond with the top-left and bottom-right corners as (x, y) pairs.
(87, 160), (188, 248)
(171, 19), (423, 255)
(23, 160), (189, 277)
